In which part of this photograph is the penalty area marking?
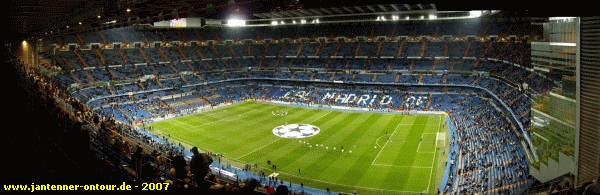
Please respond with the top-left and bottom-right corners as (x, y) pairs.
(416, 133), (438, 153)
(369, 115), (445, 193)
(374, 137), (409, 148)
(426, 115), (443, 193)
(370, 121), (401, 165)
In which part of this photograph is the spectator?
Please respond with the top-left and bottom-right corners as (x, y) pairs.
(189, 146), (213, 188)
(275, 185), (289, 195)
(172, 153), (187, 181)
(267, 185), (276, 194)
(132, 145), (144, 177)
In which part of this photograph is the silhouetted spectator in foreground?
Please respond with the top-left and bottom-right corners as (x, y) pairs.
(275, 185), (289, 195)
(172, 153), (187, 180)
(190, 146), (213, 188)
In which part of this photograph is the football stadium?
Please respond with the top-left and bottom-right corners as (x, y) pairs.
(4, 1), (600, 194)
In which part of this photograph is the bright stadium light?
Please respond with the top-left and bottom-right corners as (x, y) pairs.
(226, 18), (246, 27)
(549, 17), (576, 21)
(271, 21), (278, 25)
(300, 19), (306, 24)
(549, 42), (576, 46)
(428, 14), (437, 19)
(469, 10), (483, 18)
(103, 20), (117, 25)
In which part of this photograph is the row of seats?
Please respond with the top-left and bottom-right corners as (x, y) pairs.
(55, 39), (528, 70)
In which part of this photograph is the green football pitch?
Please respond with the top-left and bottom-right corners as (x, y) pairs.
(148, 101), (448, 194)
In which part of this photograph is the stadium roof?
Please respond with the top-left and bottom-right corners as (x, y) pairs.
(7, 0), (594, 40)
(252, 4), (438, 19)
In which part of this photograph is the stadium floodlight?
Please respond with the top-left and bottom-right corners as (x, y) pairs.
(226, 18), (246, 27)
(280, 21), (285, 25)
(271, 21), (278, 25)
(549, 17), (576, 21)
(428, 14), (437, 19)
(405, 16), (410, 20)
(300, 19), (306, 24)
(103, 20), (117, 24)
(392, 15), (399, 21)
(292, 20), (296, 24)
(469, 10), (482, 18)
(549, 42), (576, 46)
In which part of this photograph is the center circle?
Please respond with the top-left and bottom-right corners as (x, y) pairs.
(272, 123), (321, 138)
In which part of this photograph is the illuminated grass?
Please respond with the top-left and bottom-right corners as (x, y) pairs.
(148, 101), (448, 194)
